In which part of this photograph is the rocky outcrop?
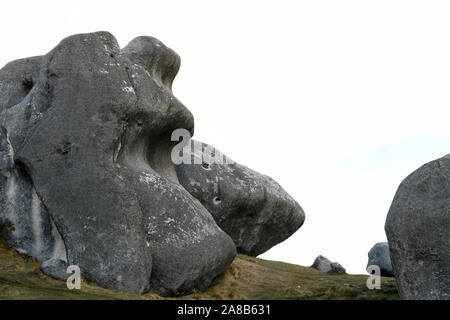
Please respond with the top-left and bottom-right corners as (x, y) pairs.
(367, 242), (394, 277)
(311, 255), (346, 274)
(0, 32), (305, 297)
(385, 155), (450, 299)
(0, 32), (236, 296)
(175, 140), (305, 256)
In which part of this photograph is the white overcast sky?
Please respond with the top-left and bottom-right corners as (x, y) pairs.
(2, 1), (450, 274)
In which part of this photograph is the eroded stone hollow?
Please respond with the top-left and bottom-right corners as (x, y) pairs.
(0, 32), (305, 296)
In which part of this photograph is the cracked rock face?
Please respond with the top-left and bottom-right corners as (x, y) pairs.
(385, 155), (450, 299)
(0, 32), (236, 296)
(367, 242), (394, 277)
(175, 141), (305, 256)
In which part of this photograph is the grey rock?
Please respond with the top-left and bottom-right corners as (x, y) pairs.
(385, 155), (450, 299)
(311, 255), (346, 274)
(0, 32), (236, 296)
(40, 259), (68, 281)
(175, 140), (305, 256)
(0, 56), (42, 110)
(367, 242), (394, 277)
(312, 255), (333, 272)
(0, 127), (67, 264)
(0, 57), (65, 269)
(328, 262), (346, 275)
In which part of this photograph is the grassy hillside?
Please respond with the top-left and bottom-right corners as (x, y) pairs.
(0, 239), (399, 300)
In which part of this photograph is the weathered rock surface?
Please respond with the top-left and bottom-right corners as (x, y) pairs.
(0, 126), (67, 264)
(329, 262), (346, 275)
(385, 155), (450, 299)
(175, 141), (305, 256)
(40, 259), (68, 281)
(367, 242), (394, 277)
(311, 255), (346, 274)
(0, 32), (236, 296)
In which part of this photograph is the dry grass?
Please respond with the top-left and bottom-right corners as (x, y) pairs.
(183, 254), (399, 300)
(0, 240), (399, 300)
(0, 239), (159, 300)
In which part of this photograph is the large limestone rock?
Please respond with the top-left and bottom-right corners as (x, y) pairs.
(175, 140), (305, 256)
(367, 242), (394, 277)
(0, 32), (236, 296)
(385, 155), (450, 299)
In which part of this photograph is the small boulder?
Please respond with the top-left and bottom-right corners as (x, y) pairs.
(311, 255), (346, 274)
(329, 262), (346, 275)
(40, 259), (68, 281)
(367, 242), (394, 277)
